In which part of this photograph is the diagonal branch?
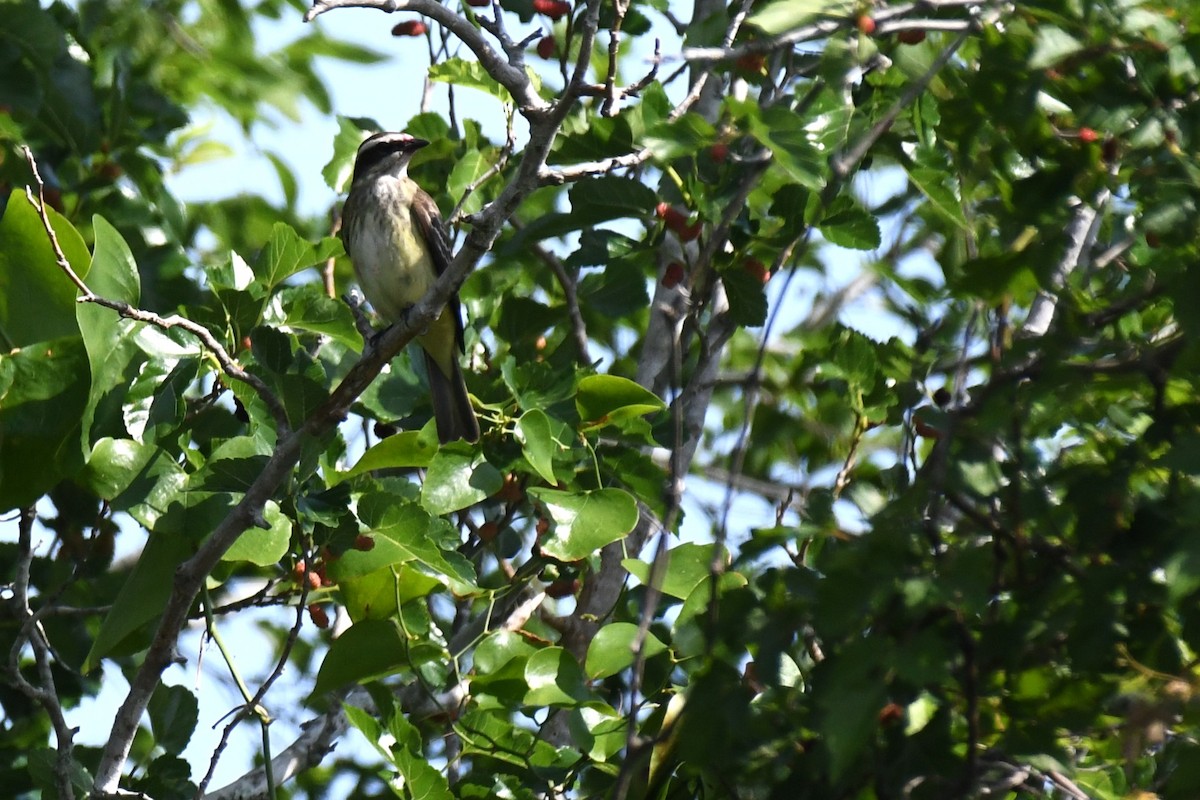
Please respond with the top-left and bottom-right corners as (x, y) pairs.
(304, 0), (548, 113)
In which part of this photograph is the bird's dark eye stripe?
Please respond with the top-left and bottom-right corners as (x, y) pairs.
(353, 139), (403, 179)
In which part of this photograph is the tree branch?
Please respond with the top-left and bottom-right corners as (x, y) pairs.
(21, 146), (291, 434)
(5, 507), (78, 800)
(304, 0), (548, 113)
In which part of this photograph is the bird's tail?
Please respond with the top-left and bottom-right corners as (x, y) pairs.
(425, 352), (480, 444)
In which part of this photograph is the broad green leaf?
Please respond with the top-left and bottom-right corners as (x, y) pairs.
(79, 217), (144, 446)
(721, 267), (769, 328)
(338, 564), (442, 622)
(905, 691), (939, 736)
(575, 374), (665, 426)
(578, 259), (650, 317)
(421, 447), (504, 515)
(83, 528), (192, 672)
(829, 326), (880, 388)
(517, 409), (558, 484)
(951, 251), (1039, 303)
(344, 704), (386, 751)
(818, 642), (889, 783)
(323, 116), (366, 192)
(1028, 26), (1085, 70)
(191, 436), (272, 493)
(0, 337), (90, 511)
(672, 572), (748, 658)
(622, 542), (724, 599)
(255, 223), (337, 288)
(585, 622), (668, 679)
(570, 703), (627, 761)
(26, 748), (92, 800)
(644, 112), (717, 161)
(80, 438), (157, 500)
(475, 630), (539, 673)
(339, 502), (477, 591)
(447, 150), (492, 214)
(86, 215), (140, 304)
(266, 150), (299, 210)
(338, 431), (437, 483)
(471, 655), (535, 708)
(0, 191), (90, 348)
(524, 647), (589, 707)
(529, 487), (638, 562)
(428, 58), (508, 103)
(568, 175), (659, 224)
(312, 619), (412, 697)
(349, 694), (454, 800)
(905, 154), (969, 231)
(221, 500), (289, 566)
(392, 745), (453, 800)
(748, 0), (852, 35)
(148, 685), (199, 756)
(280, 281), (361, 350)
(818, 197), (882, 250)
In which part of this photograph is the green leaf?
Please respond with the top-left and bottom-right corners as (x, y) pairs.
(337, 564), (442, 622)
(517, 409), (558, 484)
(578, 259), (650, 317)
(585, 622), (668, 679)
(0, 337), (90, 511)
(324, 116), (366, 192)
(446, 150), (493, 215)
(421, 447), (504, 515)
(475, 630), (539, 673)
(721, 267), (769, 328)
(568, 175), (659, 225)
(148, 685), (198, 756)
(622, 542), (723, 600)
(524, 647), (589, 707)
(80, 438), (157, 500)
(348, 693), (454, 800)
(951, 251), (1039, 303)
(817, 196), (882, 250)
(528, 487), (638, 562)
(338, 432), (437, 483)
(0, 191), (90, 347)
(644, 112), (717, 161)
(78, 217), (145, 447)
(575, 374), (665, 426)
(392, 742), (453, 800)
(829, 326), (880, 388)
(748, 0), (853, 35)
(26, 747), (92, 799)
(280, 283), (361, 350)
(905, 152), (969, 231)
(266, 150), (299, 210)
(1028, 26), (1085, 70)
(255, 223), (331, 288)
(221, 501), (289, 566)
(428, 58), (508, 103)
(83, 528), (193, 672)
(312, 619), (412, 697)
(86, 215), (140, 304)
(337, 502), (477, 591)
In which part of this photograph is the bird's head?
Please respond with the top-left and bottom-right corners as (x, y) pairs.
(351, 131), (431, 184)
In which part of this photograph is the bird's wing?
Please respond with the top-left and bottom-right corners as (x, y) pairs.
(411, 190), (466, 353)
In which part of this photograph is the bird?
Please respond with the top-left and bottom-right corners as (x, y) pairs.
(341, 131), (480, 443)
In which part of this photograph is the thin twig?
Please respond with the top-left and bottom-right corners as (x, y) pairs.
(6, 508), (78, 800)
(21, 146), (291, 433)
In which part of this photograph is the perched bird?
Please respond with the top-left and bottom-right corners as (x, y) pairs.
(341, 132), (480, 443)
